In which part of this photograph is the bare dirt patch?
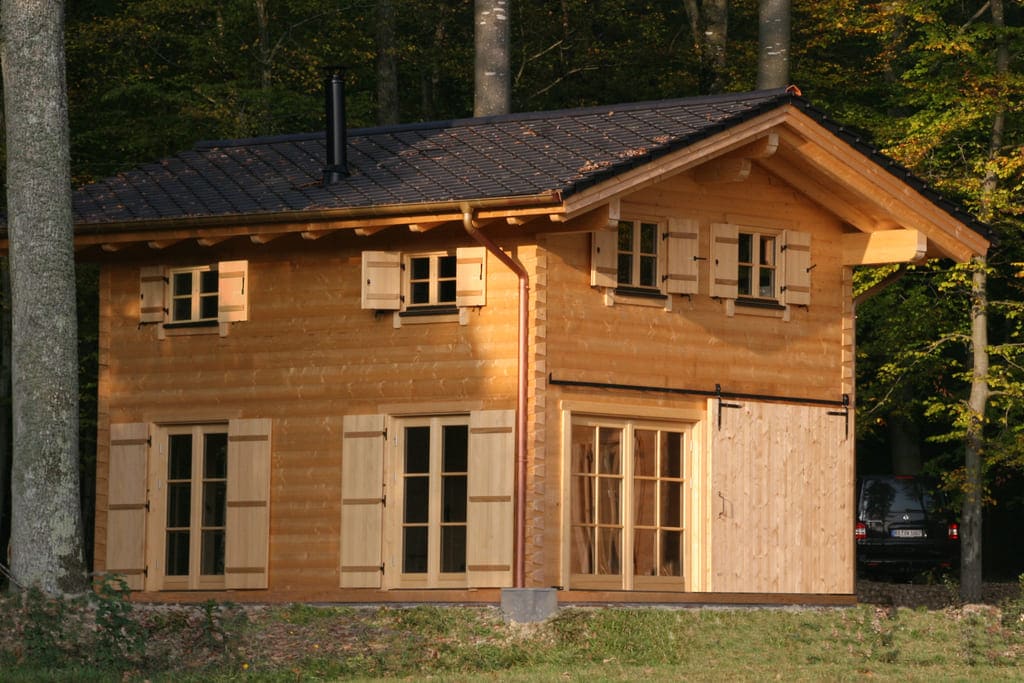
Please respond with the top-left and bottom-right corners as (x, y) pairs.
(857, 579), (1021, 610)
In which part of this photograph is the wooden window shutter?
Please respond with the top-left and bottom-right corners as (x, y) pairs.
(455, 246), (487, 307)
(340, 414), (386, 588)
(466, 409), (515, 588)
(590, 229), (618, 288)
(664, 217), (700, 295)
(710, 223), (739, 299)
(139, 266), (166, 323)
(218, 260), (249, 323)
(781, 230), (812, 306)
(225, 418), (271, 589)
(361, 251), (402, 310)
(105, 423), (150, 590)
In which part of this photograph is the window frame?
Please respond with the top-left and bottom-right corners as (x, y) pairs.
(564, 412), (693, 592)
(158, 423), (230, 591)
(402, 251), (459, 313)
(615, 218), (663, 293)
(737, 229), (779, 303)
(167, 265), (220, 325)
(387, 415), (471, 589)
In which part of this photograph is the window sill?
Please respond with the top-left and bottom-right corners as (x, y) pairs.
(164, 320), (220, 330)
(393, 306), (467, 328)
(726, 297), (788, 320)
(158, 320), (228, 339)
(735, 297), (785, 311)
(604, 287), (671, 310)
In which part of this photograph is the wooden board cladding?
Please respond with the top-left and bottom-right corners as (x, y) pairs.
(542, 165), (848, 403)
(708, 399), (853, 594)
(94, 232), (525, 592)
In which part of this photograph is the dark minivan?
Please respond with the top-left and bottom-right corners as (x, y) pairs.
(856, 475), (960, 577)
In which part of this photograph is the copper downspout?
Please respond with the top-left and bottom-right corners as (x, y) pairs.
(462, 208), (528, 588)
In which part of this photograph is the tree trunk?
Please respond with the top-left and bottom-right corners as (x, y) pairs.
(682, 0), (729, 94)
(1, 0), (86, 594)
(474, 0), (511, 116)
(756, 0), (790, 89)
(376, 0), (400, 125)
(959, 0), (1005, 605)
(961, 258), (988, 603)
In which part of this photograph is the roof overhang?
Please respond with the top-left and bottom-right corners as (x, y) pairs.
(560, 104), (989, 264)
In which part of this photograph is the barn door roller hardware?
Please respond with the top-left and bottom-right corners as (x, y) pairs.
(716, 384), (742, 429)
(827, 394), (851, 438)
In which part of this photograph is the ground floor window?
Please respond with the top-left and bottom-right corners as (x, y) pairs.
(390, 416), (469, 587)
(162, 425), (229, 589)
(569, 416), (690, 590)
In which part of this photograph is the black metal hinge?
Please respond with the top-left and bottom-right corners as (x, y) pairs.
(716, 384), (741, 429)
(827, 394), (851, 438)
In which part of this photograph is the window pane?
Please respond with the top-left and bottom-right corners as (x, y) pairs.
(640, 222), (658, 253)
(442, 475), (467, 523)
(660, 530), (683, 576)
(598, 428), (621, 474)
(661, 432), (683, 478)
(167, 483), (191, 527)
(200, 530), (225, 575)
(759, 236), (776, 265)
(634, 529), (657, 577)
(596, 527), (621, 575)
(661, 481), (683, 527)
(173, 298), (192, 322)
(203, 481), (227, 527)
(639, 255), (657, 288)
(173, 272), (193, 296)
(403, 527), (428, 573)
(571, 425), (595, 474)
(440, 526), (467, 573)
(443, 425), (468, 472)
(410, 257), (430, 280)
(410, 281), (430, 304)
(166, 530), (190, 576)
(438, 280), (456, 303)
(438, 255), (457, 279)
(617, 253), (632, 285)
(570, 526), (595, 574)
(199, 293), (218, 320)
(634, 430), (655, 477)
(200, 269), (218, 294)
(738, 264), (752, 296)
(759, 267), (775, 298)
(168, 435), (192, 479)
(635, 479), (656, 526)
(738, 233), (753, 264)
(404, 476), (429, 523)
(617, 221), (633, 251)
(597, 478), (620, 525)
(204, 433), (228, 478)
(405, 427), (430, 473)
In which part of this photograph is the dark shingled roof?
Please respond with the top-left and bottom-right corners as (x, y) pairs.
(72, 89), (793, 225)
(71, 88), (987, 238)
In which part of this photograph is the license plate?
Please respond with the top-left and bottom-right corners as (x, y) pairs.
(891, 529), (925, 538)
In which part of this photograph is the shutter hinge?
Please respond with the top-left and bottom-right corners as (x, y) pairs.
(827, 394), (851, 438)
(146, 435), (152, 447)
(143, 566), (148, 577)
(380, 563), (385, 573)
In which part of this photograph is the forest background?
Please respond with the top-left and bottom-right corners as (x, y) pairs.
(1, 0), (1022, 581)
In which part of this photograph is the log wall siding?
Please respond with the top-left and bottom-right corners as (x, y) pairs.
(93, 229), (522, 592)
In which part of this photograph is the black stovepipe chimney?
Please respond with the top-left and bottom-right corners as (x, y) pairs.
(323, 67), (348, 184)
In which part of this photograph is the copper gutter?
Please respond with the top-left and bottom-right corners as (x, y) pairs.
(462, 207), (528, 588)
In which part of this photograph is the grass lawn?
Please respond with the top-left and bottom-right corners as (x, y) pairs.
(2, 584), (1022, 681)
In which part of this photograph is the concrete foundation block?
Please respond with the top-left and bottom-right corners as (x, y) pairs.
(500, 587), (558, 623)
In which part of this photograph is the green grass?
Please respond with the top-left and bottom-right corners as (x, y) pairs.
(2, 594), (1023, 681)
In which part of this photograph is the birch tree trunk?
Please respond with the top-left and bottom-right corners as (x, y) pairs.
(1, 0), (86, 594)
(474, 0), (511, 116)
(756, 0), (790, 89)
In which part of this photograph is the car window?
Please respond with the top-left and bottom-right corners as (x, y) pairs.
(860, 478), (935, 519)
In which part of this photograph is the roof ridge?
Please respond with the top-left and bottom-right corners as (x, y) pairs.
(193, 88), (796, 151)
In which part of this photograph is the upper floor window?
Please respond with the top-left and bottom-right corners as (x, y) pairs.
(737, 231), (777, 300)
(407, 253), (458, 308)
(139, 260), (249, 333)
(361, 247), (486, 321)
(591, 216), (699, 300)
(170, 266), (219, 323)
(617, 219), (660, 290)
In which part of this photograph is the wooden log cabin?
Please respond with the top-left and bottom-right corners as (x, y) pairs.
(74, 87), (987, 605)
